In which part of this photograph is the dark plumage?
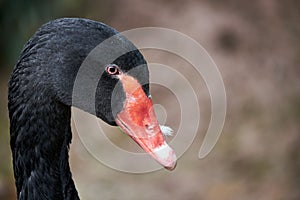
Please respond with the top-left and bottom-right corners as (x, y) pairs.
(8, 18), (148, 200)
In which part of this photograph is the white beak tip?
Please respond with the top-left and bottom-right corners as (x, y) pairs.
(152, 142), (177, 171)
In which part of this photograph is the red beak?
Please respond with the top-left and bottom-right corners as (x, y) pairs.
(115, 73), (177, 170)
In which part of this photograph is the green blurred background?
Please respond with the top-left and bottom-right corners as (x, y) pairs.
(1, 0), (300, 199)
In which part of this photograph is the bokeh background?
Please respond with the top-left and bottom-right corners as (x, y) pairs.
(1, 0), (300, 199)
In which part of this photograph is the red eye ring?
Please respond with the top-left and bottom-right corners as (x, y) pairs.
(105, 64), (120, 75)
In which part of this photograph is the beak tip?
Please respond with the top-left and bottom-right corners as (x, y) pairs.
(164, 160), (177, 171)
(153, 142), (177, 171)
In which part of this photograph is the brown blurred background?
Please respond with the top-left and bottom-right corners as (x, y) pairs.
(1, 0), (300, 199)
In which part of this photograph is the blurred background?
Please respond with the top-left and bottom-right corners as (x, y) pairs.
(1, 0), (300, 199)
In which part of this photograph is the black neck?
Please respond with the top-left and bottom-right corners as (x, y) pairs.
(8, 18), (149, 200)
(9, 93), (79, 200)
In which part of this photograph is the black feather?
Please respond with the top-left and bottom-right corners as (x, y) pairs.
(8, 18), (149, 200)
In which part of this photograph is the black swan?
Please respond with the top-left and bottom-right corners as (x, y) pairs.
(8, 18), (176, 200)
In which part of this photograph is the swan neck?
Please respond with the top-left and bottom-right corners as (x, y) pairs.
(9, 98), (79, 200)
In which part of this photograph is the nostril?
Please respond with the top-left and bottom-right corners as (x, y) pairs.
(145, 124), (154, 130)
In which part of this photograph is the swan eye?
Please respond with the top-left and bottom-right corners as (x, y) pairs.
(106, 64), (120, 75)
